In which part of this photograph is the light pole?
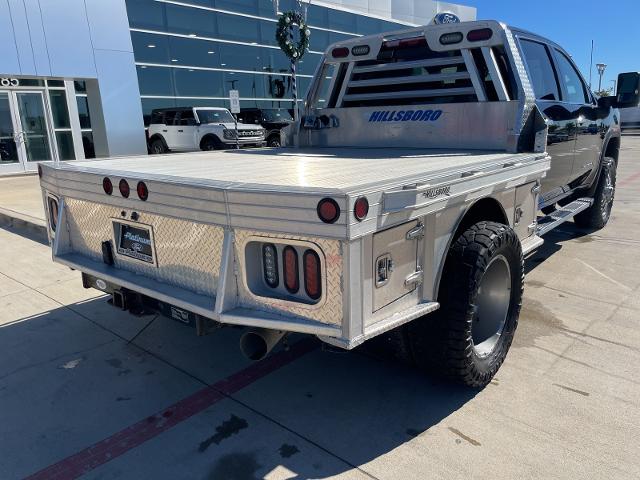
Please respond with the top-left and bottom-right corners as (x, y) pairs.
(596, 63), (607, 91)
(611, 79), (617, 93)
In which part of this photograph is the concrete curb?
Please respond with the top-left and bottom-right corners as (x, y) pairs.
(0, 207), (48, 244)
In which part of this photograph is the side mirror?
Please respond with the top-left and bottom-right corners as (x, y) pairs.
(616, 72), (640, 109)
(597, 95), (615, 108)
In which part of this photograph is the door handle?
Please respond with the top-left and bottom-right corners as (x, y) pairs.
(162, 129), (168, 132)
(177, 129), (184, 132)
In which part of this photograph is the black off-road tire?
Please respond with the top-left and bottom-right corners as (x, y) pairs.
(201, 136), (223, 151)
(150, 138), (167, 154)
(408, 221), (524, 388)
(574, 158), (616, 229)
(267, 135), (281, 147)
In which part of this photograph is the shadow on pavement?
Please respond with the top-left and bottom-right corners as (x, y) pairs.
(0, 295), (480, 480)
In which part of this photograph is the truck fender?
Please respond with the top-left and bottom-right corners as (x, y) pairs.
(584, 132), (620, 198)
(432, 196), (510, 300)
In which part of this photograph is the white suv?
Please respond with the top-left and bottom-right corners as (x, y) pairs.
(147, 107), (266, 153)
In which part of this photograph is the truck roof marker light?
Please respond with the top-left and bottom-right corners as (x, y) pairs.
(303, 250), (322, 300)
(354, 197), (369, 221)
(103, 177), (113, 195)
(382, 36), (427, 49)
(317, 198), (340, 224)
(283, 246), (299, 294)
(439, 32), (463, 45)
(119, 179), (130, 198)
(467, 28), (493, 42)
(351, 45), (370, 56)
(332, 47), (349, 58)
(137, 181), (149, 201)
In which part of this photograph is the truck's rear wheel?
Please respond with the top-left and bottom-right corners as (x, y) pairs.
(574, 157), (616, 229)
(408, 221), (523, 388)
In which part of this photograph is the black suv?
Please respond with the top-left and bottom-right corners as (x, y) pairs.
(237, 108), (293, 147)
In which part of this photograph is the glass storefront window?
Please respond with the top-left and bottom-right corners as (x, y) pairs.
(131, 31), (170, 64)
(81, 131), (96, 159)
(173, 69), (223, 97)
(169, 36), (220, 67)
(48, 91), (71, 129)
(74, 80), (87, 93)
(166, 4), (217, 37)
(215, 0), (258, 15)
(76, 96), (92, 129)
(137, 66), (175, 96)
(126, 0), (166, 31)
(55, 131), (75, 160)
(47, 79), (65, 88)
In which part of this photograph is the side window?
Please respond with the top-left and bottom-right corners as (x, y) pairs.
(519, 39), (560, 101)
(163, 111), (178, 125)
(150, 110), (164, 125)
(554, 50), (590, 104)
(178, 110), (196, 126)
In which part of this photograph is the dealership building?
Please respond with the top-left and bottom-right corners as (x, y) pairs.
(0, 0), (475, 174)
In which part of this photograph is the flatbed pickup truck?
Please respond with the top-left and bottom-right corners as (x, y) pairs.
(39, 20), (640, 387)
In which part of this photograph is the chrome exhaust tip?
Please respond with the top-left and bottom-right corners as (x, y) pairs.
(239, 328), (286, 361)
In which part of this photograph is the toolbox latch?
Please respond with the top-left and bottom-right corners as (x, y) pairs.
(406, 222), (425, 241)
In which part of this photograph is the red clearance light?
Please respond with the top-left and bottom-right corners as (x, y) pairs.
(283, 246), (299, 294)
(382, 36), (427, 49)
(303, 250), (322, 300)
(331, 47), (349, 58)
(119, 179), (130, 198)
(467, 28), (493, 42)
(354, 197), (369, 221)
(317, 198), (340, 224)
(103, 177), (113, 195)
(137, 181), (149, 201)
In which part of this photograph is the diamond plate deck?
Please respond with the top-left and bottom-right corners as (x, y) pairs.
(65, 198), (224, 296)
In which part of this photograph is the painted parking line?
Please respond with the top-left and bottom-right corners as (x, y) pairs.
(25, 338), (317, 480)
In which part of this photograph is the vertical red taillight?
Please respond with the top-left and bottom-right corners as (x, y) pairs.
(283, 246), (299, 294)
(303, 250), (322, 300)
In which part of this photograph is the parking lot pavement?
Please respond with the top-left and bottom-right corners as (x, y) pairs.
(1, 137), (640, 479)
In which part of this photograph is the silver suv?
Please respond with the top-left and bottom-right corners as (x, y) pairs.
(147, 107), (266, 154)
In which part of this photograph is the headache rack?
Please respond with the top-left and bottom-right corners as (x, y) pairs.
(300, 20), (539, 153)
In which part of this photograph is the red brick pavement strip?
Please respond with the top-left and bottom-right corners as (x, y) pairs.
(25, 339), (318, 480)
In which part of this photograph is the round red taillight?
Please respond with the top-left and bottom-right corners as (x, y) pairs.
(354, 197), (369, 221)
(317, 198), (340, 224)
(38, 164), (43, 178)
(332, 47), (349, 58)
(103, 177), (113, 195)
(137, 181), (148, 201)
(119, 179), (130, 198)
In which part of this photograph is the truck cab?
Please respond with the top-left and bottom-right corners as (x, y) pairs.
(147, 107), (266, 154)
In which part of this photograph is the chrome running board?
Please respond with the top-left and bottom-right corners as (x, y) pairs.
(536, 198), (593, 237)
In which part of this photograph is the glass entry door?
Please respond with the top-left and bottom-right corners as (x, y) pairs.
(0, 92), (21, 173)
(0, 90), (54, 173)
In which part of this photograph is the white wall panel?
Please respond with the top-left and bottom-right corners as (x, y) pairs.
(38, 0), (97, 78)
(23, 0), (51, 76)
(85, 0), (134, 53)
(7, 0), (36, 74)
(0, 0), (21, 75)
(93, 49), (146, 156)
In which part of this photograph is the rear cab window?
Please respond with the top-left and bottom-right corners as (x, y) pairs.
(519, 39), (560, 101)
